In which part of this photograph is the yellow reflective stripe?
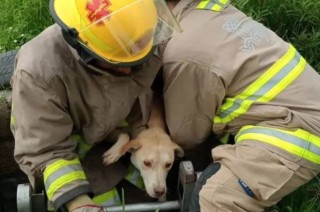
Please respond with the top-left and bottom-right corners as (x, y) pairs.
(212, 4), (222, 11)
(44, 158), (81, 183)
(10, 103), (16, 126)
(72, 135), (92, 159)
(44, 158), (88, 200)
(197, 1), (210, 9)
(46, 171), (87, 200)
(220, 133), (230, 144)
(197, 0), (229, 11)
(236, 126), (320, 164)
(124, 164), (145, 189)
(73, 135), (91, 150)
(219, 0), (228, 4)
(238, 126), (320, 149)
(214, 45), (306, 124)
(221, 45), (295, 111)
(236, 132), (320, 164)
(10, 115), (16, 126)
(93, 188), (121, 206)
(295, 129), (320, 148)
(118, 120), (129, 127)
(264, 56), (306, 100)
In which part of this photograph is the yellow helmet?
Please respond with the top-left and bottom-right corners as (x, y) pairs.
(50, 0), (182, 66)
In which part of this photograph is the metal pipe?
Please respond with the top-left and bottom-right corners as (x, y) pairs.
(104, 200), (180, 212)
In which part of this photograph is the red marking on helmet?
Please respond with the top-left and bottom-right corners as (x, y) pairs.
(86, 0), (112, 26)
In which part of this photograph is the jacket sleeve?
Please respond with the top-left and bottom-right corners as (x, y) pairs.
(11, 69), (92, 210)
(163, 61), (225, 149)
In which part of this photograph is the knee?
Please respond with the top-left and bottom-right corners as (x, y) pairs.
(198, 167), (268, 212)
(199, 184), (266, 212)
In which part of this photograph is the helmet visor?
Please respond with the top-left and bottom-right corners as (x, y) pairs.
(54, 0), (182, 64)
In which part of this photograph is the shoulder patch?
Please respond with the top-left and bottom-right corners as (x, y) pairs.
(196, 0), (230, 12)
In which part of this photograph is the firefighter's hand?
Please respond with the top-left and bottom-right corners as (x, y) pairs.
(66, 194), (104, 212)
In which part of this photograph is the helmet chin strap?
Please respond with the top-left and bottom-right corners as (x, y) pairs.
(77, 49), (96, 65)
(62, 29), (96, 65)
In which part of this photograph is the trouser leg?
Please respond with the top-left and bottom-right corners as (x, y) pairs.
(189, 163), (221, 212)
(199, 164), (270, 212)
(197, 142), (319, 211)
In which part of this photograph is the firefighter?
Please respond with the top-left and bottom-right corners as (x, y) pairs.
(162, 0), (320, 211)
(10, 0), (181, 211)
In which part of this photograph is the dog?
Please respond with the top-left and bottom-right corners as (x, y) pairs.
(102, 126), (184, 201)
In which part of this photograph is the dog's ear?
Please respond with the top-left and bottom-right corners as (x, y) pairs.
(172, 143), (184, 158)
(120, 139), (142, 155)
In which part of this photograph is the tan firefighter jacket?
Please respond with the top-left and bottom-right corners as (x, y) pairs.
(11, 24), (161, 210)
(161, 0), (320, 170)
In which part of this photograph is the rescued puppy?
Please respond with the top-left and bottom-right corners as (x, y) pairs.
(102, 127), (184, 201)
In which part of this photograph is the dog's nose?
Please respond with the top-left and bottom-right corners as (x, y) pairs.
(154, 188), (165, 197)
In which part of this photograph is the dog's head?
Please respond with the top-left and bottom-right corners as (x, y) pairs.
(120, 127), (184, 199)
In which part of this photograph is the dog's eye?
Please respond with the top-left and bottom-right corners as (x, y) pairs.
(144, 161), (151, 167)
(165, 163), (172, 169)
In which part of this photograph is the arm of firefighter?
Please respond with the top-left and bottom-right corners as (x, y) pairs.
(11, 70), (93, 211)
(163, 61), (225, 149)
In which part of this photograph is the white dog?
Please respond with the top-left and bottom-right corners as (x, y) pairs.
(102, 126), (184, 200)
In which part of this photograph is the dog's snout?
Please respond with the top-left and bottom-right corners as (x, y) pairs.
(154, 187), (165, 197)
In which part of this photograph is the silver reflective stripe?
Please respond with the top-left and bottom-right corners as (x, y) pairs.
(124, 164), (144, 189)
(44, 164), (83, 191)
(44, 158), (88, 200)
(128, 168), (141, 185)
(236, 127), (320, 156)
(219, 51), (301, 119)
(203, 0), (226, 9)
(204, 1), (216, 9)
(197, 0), (230, 11)
(93, 189), (121, 207)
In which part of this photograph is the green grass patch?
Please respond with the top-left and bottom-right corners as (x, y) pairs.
(0, 0), (53, 53)
(267, 176), (320, 212)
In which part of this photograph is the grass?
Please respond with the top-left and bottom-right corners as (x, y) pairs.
(267, 176), (320, 212)
(1, 0), (319, 211)
(0, 0), (53, 53)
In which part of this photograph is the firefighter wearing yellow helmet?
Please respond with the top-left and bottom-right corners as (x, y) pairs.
(11, 0), (182, 212)
(50, 0), (181, 66)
